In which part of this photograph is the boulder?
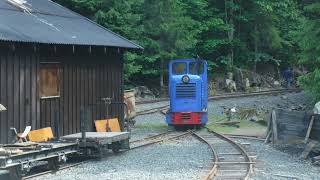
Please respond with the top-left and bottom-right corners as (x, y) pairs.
(313, 101), (320, 114)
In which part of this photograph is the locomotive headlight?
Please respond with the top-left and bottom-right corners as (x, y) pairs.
(182, 75), (190, 84)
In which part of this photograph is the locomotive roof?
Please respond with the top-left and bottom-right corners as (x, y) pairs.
(169, 59), (207, 63)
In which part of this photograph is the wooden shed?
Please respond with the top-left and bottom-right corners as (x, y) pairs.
(0, 0), (142, 143)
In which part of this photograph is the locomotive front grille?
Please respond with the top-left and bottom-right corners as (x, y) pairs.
(181, 113), (191, 121)
(175, 83), (196, 99)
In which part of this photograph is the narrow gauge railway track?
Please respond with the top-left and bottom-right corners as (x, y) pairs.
(136, 105), (169, 116)
(22, 160), (90, 180)
(130, 131), (193, 149)
(136, 88), (300, 105)
(193, 129), (254, 180)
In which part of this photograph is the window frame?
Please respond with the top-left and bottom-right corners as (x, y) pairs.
(39, 62), (61, 99)
(172, 62), (187, 75)
(189, 62), (204, 75)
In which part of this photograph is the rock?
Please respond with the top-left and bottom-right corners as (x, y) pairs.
(134, 86), (155, 99)
(226, 79), (237, 92)
(250, 116), (259, 122)
(244, 78), (250, 91)
(273, 81), (280, 86)
(227, 72), (233, 80)
(281, 95), (288, 100)
(313, 101), (320, 114)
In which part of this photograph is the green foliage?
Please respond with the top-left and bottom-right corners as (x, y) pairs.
(55, 0), (303, 87)
(297, 2), (320, 100)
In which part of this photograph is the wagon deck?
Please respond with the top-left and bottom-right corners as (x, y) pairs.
(62, 132), (129, 144)
(0, 142), (78, 169)
(62, 132), (130, 154)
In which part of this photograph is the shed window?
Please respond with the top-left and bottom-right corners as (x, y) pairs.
(40, 63), (61, 98)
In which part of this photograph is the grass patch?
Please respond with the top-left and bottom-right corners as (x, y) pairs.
(206, 114), (267, 134)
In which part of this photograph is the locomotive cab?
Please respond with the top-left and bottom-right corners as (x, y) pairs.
(166, 59), (208, 127)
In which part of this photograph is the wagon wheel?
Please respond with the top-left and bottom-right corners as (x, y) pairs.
(9, 166), (24, 180)
(48, 157), (60, 171)
(111, 142), (121, 154)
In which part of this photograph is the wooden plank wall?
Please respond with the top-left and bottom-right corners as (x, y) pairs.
(276, 109), (309, 142)
(0, 49), (124, 143)
(0, 52), (40, 143)
(310, 114), (320, 141)
(40, 54), (124, 137)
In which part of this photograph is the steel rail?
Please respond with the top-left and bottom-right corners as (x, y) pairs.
(136, 88), (301, 105)
(22, 160), (91, 180)
(136, 105), (169, 116)
(223, 134), (265, 141)
(129, 131), (173, 144)
(193, 128), (253, 180)
(130, 131), (193, 150)
(192, 132), (218, 180)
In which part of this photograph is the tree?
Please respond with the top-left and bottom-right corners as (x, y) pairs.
(297, 1), (320, 99)
(137, 0), (199, 87)
(55, 0), (302, 89)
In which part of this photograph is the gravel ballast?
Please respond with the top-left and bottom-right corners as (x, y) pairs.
(232, 138), (320, 180)
(4, 92), (317, 180)
(34, 136), (212, 180)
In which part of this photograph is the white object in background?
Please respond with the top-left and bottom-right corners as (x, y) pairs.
(313, 101), (320, 114)
(0, 104), (6, 111)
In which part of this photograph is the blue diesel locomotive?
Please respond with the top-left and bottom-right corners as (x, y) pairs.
(166, 59), (208, 127)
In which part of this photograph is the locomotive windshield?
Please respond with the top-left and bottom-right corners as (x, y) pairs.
(172, 62), (187, 75)
(189, 62), (204, 75)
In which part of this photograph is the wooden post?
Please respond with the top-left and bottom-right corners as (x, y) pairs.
(304, 115), (315, 144)
(300, 140), (317, 159)
(264, 130), (272, 144)
(272, 110), (278, 144)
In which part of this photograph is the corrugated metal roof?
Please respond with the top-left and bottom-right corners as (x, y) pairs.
(0, 0), (142, 49)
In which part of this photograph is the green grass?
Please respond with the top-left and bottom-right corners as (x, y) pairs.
(206, 114), (267, 134)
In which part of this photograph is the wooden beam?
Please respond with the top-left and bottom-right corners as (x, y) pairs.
(215, 121), (240, 125)
(300, 140), (318, 159)
(264, 130), (272, 144)
(304, 115), (315, 144)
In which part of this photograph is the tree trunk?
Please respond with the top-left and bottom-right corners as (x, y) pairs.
(160, 59), (164, 88)
(226, 0), (234, 70)
(254, 22), (258, 72)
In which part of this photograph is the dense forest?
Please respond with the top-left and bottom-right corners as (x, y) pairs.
(55, 0), (320, 99)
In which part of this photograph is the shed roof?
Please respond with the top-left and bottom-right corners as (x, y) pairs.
(0, 0), (142, 49)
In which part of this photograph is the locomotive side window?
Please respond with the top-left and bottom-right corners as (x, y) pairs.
(189, 62), (204, 75)
(172, 62), (187, 75)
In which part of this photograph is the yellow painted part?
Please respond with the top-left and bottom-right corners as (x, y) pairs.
(28, 127), (54, 142)
(95, 118), (121, 132)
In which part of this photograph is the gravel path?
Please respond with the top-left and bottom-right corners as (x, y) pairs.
(207, 92), (313, 116)
(232, 138), (320, 180)
(135, 92), (313, 119)
(33, 136), (212, 180)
